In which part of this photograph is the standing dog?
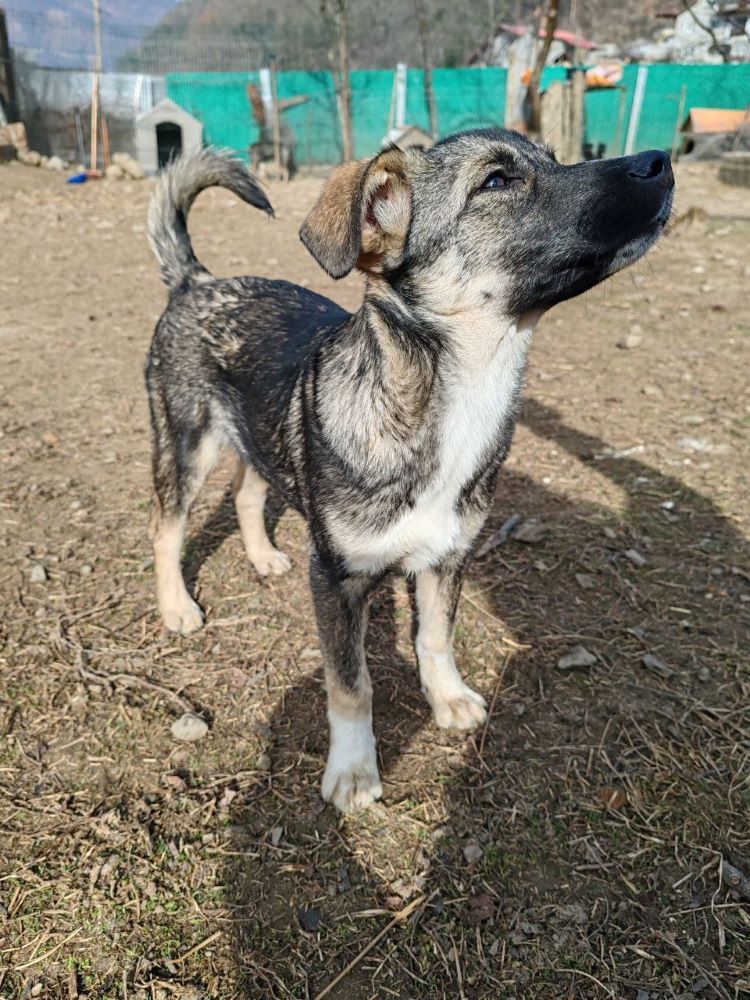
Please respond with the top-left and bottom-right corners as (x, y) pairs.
(146, 131), (674, 812)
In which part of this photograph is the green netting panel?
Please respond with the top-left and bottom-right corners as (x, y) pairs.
(166, 65), (750, 166)
(351, 69), (395, 158)
(167, 71), (260, 159)
(634, 64), (750, 152)
(582, 64), (750, 156)
(432, 68), (507, 134)
(277, 70), (342, 165)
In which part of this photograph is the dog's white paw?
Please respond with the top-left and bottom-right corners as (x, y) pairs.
(251, 547), (292, 577)
(428, 683), (487, 730)
(322, 755), (383, 813)
(161, 595), (204, 636)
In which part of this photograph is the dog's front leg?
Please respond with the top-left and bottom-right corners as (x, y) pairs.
(309, 551), (382, 813)
(415, 559), (487, 730)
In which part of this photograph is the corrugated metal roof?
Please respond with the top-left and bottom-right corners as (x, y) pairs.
(498, 23), (599, 50)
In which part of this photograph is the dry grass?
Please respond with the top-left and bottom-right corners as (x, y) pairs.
(0, 160), (748, 999)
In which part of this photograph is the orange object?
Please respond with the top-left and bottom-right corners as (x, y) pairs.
(686, 107), (749, 134)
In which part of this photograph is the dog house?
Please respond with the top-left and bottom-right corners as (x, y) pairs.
(135, 99), (203, 174)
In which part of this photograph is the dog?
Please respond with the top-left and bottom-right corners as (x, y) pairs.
(145, 131), (674, 812)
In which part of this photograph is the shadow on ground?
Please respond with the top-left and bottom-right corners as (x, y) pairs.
(209, 397), (749, 999)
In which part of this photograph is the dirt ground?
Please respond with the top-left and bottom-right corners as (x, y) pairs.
(0, 157), (748, 1000)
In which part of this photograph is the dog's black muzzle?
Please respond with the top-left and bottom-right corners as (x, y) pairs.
(578, 149), (674, 242)
(508, 149), (675, 314)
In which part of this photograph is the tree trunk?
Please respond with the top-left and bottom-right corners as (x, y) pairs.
(336, 0), (353, 161)
(414, 0), (438, 139)
(527, 0), (559, 136)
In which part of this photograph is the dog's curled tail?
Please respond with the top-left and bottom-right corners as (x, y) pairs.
(147, 148), (274, 291)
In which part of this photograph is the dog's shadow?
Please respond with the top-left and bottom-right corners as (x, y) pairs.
(182, 489), (287, 593)
(203, 396), (747, 999)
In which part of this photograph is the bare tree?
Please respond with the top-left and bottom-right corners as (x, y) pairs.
(413, 0), (439, 139)
(527, 0), (558, 136)
(322, 0), (354, 161)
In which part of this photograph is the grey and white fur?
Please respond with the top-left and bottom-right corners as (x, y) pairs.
(145, 133), (674, 812)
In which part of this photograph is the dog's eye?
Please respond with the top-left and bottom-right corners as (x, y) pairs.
(482, 171), (521, 190)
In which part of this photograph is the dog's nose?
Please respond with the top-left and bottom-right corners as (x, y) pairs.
(628, 149), (674, 188)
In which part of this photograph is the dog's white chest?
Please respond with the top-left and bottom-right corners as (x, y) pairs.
(334, 325), (531, 574)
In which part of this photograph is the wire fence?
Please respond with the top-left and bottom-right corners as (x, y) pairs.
(4, 6), (266, 73)
(6, 6), (750, 169)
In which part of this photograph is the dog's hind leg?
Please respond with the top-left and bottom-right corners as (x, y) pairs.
(150, 423), (222, 636)
(310, 551), (382, 813)
(415, 560), (487, 730)
(232, 460), (292, 577)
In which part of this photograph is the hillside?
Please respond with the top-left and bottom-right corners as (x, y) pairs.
(5, 0), (181, 69)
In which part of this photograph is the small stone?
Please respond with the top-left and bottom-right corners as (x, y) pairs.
(31, 985), (43, 997)
(256, 752), (271, 771)
(624, 548), (646, 567)
(641, 653), (675, 679)
(80, 563), (93, 576)
(300, 646), (321, 659)
(462, 839), (483, 864)
(270, 825), (283, 846)
(617, 333), (642, 349)
(29, 564), (48, 583)
(698, 665), (711, 682)
(575, 573), (596, 590)
(104, 163), (125, 180)
(45, 154), (66, 171)
(643, 384), (662, 398)
(112, 152), (145, 179)
(557, 645), (597, 670)
(603, 526), (617, 540)
(170, 712), (208, 742)
(680, 437), (711, 453)
(20, 149), (41, 166)
(512, 520), (549, 544)
(218, 787), (237, 810)
(163, 774), (187, 793)
(297, 906), (323, 932)
(467, 891), (495, 923)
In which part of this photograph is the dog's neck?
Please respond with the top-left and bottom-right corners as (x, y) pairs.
(362, 275), (538, 377)
(315, 276), (537, 474)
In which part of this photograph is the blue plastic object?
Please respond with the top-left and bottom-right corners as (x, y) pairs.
(66, 172), (88, 184)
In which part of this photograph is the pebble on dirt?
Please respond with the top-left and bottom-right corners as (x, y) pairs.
(297, 906), (323, 932)
(462, 839), (483, 863)
(112, 152), (145, 180)
(641, 653), (675, 679)
(512, 520), (549, 544)
(557, 645), (597, 670)
(170, 712), (209, 742)
(617, 333), (643, 349)
(624, 548), (647, 567)
(29, 564), (48, 583)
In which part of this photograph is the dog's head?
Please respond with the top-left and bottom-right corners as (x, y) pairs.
(300, 128), (674, 318)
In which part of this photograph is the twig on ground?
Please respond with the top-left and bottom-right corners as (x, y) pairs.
(316, 894), (427, 999)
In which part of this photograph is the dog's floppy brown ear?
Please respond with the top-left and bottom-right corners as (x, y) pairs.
(299, 147), (411, 279)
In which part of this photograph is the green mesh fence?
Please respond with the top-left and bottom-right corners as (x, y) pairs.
(166, 64), (750, 166)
